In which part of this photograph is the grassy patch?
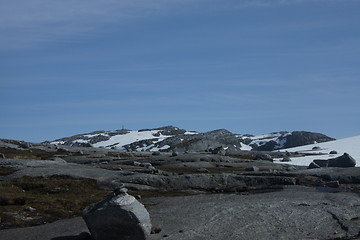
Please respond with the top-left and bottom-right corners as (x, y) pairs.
(0, 147), (87, 160)
(0, 147), (57, 160)
(0, 167), (18, 176)
(0, 175), (111, 229)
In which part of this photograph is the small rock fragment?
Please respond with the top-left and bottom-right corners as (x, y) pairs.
(151, 226), (162, 234)
(245, 166), (260, 172)
(196, 168), (209, 173)
(326, 181), (340, 188)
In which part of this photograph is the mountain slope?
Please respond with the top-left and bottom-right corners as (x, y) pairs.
(276, 135), (360, 167)
(237, 131), (335, 151)
(49, 126), (335, 153)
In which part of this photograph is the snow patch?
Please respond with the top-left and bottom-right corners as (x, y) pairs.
(93, 130), (168, 148)
(276, 135), (360, 167)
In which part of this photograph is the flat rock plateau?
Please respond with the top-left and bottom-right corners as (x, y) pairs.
(0, 138), (359, 240)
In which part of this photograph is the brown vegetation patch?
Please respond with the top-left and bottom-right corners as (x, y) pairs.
(157, 166), (254, 174)
(0, 167), (18, 176)
(0, 175), (111, 229)
(0, 147), (56, 160)
(296, 175), (325, 187)
(0, 147), (86, 160)
(227, 154), (257, 160)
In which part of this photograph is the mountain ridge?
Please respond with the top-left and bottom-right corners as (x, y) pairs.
(49, 126), (335, 152)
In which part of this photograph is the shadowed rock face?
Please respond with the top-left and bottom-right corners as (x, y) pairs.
(82, 192), (151, 240)
(281, 131), (335, 149)
(328, 153), (356, 167)
(252, 131), (336, 151)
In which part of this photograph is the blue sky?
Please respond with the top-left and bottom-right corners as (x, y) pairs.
(1, 0), (360, 142)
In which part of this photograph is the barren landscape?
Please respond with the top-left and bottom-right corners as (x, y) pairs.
(0, 127), (359, 240)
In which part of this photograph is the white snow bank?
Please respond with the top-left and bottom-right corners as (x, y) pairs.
(275, 135), (360, 167)
(92, 130), (171, 148)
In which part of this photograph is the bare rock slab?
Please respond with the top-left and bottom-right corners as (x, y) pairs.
(83, 192), (151, 240)
(146, 187), (360, 240)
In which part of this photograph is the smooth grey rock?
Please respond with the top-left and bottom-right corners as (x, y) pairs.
(83, 193), (151, 240)
(0, 153), (5, 159)
(328, 153), (356, 168)
(146, 188), (360, 240)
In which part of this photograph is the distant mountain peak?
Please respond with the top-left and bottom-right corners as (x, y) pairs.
(49, 126), (335, 153)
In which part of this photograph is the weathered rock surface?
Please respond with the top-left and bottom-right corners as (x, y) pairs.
(146, 187), (360, 240)
(83, 191), (151, 240)
(1, 187), (359, 240)
(295, 167), (360, 184)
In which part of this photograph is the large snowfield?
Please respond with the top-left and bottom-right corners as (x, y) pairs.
(275, 135), (360, 167)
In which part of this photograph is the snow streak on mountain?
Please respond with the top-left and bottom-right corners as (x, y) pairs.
(50, 126), (335, 153)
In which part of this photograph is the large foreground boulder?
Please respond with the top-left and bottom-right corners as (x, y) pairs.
(82, 189), (152, 240)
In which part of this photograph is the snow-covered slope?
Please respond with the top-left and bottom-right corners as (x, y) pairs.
(236, 131), (334, 151)
(275, 135), (360, 167)
(50, 126), (335, 153)
(51, 126), (198, 151)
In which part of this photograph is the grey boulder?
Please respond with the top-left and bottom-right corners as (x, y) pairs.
(328, 153), (356, 168)
(83, 191), (152, 240)
(308, 153), (356, 169)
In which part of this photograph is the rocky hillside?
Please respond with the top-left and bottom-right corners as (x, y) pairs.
(49, 126), (335, 152)
(238, 131), (335, 151)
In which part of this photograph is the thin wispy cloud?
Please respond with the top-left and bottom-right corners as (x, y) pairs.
(0, 0), (346, 49)
(0, 0), (201, 49)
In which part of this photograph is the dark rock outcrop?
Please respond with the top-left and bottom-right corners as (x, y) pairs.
(308, 153), (356, 169)
(282, 131), (335, 149)
(157, 129), (242, 153)
(328, 153), (356, 168)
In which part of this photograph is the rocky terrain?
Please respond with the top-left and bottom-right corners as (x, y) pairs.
(0, 129), (359, 240)
(49, 126), (335, 152)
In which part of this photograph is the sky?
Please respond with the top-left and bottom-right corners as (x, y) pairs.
(1, 0), (360, 142)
